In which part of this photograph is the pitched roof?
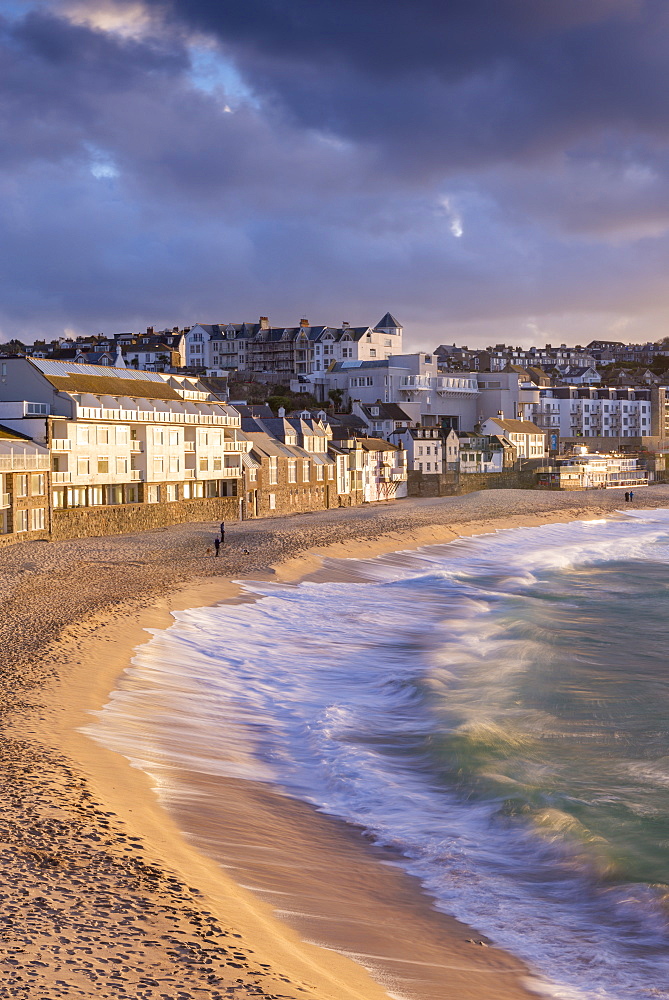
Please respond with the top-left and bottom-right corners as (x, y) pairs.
(0, 423), (35, 441)
(485, 416), (544, 435)
(45, 373), (183, 400)
(374, 312), (402, 330)
(360, 402), (411, 421)
(355, 437), (402, 452)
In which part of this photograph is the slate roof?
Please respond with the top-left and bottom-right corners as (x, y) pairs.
(0, 423), (35, 441)
(45, 373), (183, 401)
(374, 312), (402, 330)
(359, 402), (412, 421)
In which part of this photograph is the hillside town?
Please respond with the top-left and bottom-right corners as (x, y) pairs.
(0, 312), (664, 545)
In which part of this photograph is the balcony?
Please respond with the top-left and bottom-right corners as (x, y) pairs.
(399, 377), (431, 391)
(52, 472), (72, 483)
(0, 493), (9, 508)
(220, 466), (242, 478)
(184, 469), (196, 479)
(51, 439), (72, 451)
(129, 441), (143, 453)
(184, 442), (196, 452)
(130, 470), (143, 481)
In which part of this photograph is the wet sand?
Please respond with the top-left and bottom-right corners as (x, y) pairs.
(2, 488), (666, 999)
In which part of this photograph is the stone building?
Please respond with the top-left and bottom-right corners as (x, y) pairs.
(0, 424), (51, 545)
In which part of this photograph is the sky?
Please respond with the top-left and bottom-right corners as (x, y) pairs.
(3, 0), (669, 350)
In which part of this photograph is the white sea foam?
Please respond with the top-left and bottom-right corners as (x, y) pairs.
(86, 510), (669, 1000)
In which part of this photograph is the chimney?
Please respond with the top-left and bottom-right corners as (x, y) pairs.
(497, 410), (504, 418)
(300, 318), (309, 328)
(146, 326), (154, 335)
(278, 406), (286, 417)
(342, 321), (350, 329)
(259, 316), (270, 330)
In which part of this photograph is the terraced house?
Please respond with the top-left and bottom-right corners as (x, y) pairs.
(0, 359), (250, 539)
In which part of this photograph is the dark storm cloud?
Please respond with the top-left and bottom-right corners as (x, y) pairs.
(144, 0), (669, 171)
(3, 0), (669, 346)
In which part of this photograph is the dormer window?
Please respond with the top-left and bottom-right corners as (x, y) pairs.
(371, 406), (379, 416)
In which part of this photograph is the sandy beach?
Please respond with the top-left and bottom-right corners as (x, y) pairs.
(2, 487), (668, 1000)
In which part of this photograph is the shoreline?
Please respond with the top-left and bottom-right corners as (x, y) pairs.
(4, 489), (669, 999)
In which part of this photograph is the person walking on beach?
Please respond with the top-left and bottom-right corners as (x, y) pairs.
(624, 491), (630, 502)
(629, 490), (634, 502)
(214, 537), (221, 557)
(220, 521), (225, 544)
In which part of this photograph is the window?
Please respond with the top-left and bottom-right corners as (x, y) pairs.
(52, 488), (65, 509)
(17, 509), (29, 532)
(166, 484), (178, 502)
(146, 485), (160, 503)
(154, 457), (164, 473)
(302, 461), (310, 481)
(269, 457), (278, 484)
(369, 349), (377, 358)
(199, 458), (208, 471)
(249, 466), (258, 482)
(116, 457), (128, 475)
(116, 426), (129, 445)
(99, 427), (110, 444)
(77, 426), (90, 444)
(31, 474), (44, 495)
(169, 430), (179, 445)
(426, 463), (431, 472)
(183, 482), (191, 499)
(26, 402), (48, 415)
(98, 458), (109, 474)
(288, 460), (297, 483)
(328, 465), (334, 480)
(169, 455), (180, 473)
(105, 485), (123, 505)
(154, 429), (164, 444)
(268, 493), (276, 510)
(316, 464), (324, 481)
(15, 475), (28, 497)
(213, 458), (222, 471)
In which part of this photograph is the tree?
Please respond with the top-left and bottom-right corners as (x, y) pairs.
(328, 388), (344, 410)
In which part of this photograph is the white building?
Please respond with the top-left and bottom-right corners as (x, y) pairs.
(479, 415), (546, 459)
(323, 355), (480, 429)
(186, 313), (404, 375)
(391, 426), (446, 474)
(0, 359), (250, 515)
(538, 449), (649, 490)
(529, 388), (652, 443)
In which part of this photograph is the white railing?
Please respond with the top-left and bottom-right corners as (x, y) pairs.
(51, 439), (71, 451)
(76, 405), (239, 427)
(220, 467), (242, 478)
(222, 439), (250, 451)
(0, 493), (9, 508)
(130, 470), (143, 481)
(52, 472), (72, 483)
(0, 454), (50, 472)
(129, 441), (143, 452)
(184, 442), (196, 452)
(184, 469), (196, 479)
(399, 377), (431, 390)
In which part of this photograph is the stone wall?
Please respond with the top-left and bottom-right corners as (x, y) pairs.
(51, 496), (240, 542)
(407, 469), (538, 498)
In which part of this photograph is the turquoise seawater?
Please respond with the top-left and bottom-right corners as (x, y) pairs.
(89, 510), (669, 1000)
